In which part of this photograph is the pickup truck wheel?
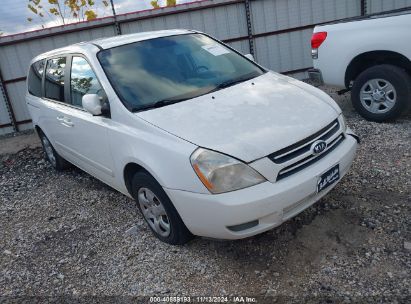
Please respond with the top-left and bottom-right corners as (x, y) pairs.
(38, 131), (71, 171)
(131, 171), (194, 245)
(351, 64), (411, 122)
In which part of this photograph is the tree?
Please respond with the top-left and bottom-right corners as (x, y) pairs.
(27, 0), (110, 26)
(72, 77), (93, 93)
(151, 0), (177, 9)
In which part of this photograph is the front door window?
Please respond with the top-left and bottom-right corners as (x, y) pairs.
(70, 56), (104, 108)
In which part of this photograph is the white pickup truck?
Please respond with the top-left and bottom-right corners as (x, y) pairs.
(309, 11), (411, 122)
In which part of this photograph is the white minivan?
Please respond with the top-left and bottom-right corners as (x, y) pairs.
(26, 29), (358, 244)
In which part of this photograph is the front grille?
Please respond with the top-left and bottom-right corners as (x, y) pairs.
(268, 119), (345, 181)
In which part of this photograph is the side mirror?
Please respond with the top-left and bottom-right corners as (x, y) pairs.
(82, 94), (102, 116)
(245, 54), (255, 61)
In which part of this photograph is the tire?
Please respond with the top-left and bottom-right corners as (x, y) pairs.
(38, 130), (71, 171)
(131, 171), (193, 245)
(351, 64), (411, 122)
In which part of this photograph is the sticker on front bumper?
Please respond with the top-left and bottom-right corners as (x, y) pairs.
(317, 164), (340, 193)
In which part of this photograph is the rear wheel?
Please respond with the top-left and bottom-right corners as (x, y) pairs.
(351, 64), (411, 122)
(131, 171), (193, 245)
(38, 130), (71, 171)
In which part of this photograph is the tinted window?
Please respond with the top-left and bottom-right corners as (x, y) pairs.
(98, 34), (264, 111)
(45, 57), (66, 102)
(70, 57), (104, 107)
(28, 59), (45, 97)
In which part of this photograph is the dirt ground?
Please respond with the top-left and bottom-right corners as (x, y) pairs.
(0, 131), (40, 155)
(1, 87), (410, 303)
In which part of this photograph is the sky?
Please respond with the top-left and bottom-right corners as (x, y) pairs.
(0, 0), (200, 36)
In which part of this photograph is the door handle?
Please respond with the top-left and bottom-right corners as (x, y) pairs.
(62, 118), (74, 127)
(57, 116), (74, 127)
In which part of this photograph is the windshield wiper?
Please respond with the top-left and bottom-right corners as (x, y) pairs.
(208, 73), (260, 94)
(131, 73), (261, 112)
(131, 97), (189, 112)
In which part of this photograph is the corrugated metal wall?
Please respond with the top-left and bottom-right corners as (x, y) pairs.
(0, 86), (14, 135)
(120, 2), (249, 41)
(251, 0), (361, 78)
(0, 0), (409, 134)
(366, 0), (411, 13)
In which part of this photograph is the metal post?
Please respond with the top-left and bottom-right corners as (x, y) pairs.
(244, 0), (255, 56)
(110, 0), (122, 35)
(360, 0), (367, 16)
(0, 68), (18, 132)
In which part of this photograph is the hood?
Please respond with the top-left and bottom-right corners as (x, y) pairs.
(136, 72), (340, 162)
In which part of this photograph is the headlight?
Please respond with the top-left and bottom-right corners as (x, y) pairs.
(190, 148), (266, 194)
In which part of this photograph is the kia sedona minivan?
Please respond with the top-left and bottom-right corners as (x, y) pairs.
(26, 30), (358, 244)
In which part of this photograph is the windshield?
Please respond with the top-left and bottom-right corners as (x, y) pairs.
(97, 33), (265, 111)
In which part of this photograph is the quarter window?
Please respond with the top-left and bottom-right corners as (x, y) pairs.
(45, 57), (66, 102)
(27, 59), (45, 97)
(70, 57), (104, 107)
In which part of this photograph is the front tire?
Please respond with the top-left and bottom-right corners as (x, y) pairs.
(38, 130), (71, 171)
(351, 64), (411, 122)
(131, 171), (193, 245)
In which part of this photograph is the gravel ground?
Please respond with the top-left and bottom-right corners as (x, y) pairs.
(1, 87), (410, 303)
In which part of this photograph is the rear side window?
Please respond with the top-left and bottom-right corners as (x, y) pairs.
(70, 56), (104, 107)
(27, 59), (45, 97)
(45, 57), (66, 102)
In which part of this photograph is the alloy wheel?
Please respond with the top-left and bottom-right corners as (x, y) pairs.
(41, 136), (56, 167)
(360, 78), (397, 114)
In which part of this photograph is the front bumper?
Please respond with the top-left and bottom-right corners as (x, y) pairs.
(308, 68), (324, 87)
(165, 134), (358, 240)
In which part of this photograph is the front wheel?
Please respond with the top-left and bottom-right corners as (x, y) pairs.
(131, 171), (193, 245)
(38, 130), (71, 171)
(351, 64), (411, 122)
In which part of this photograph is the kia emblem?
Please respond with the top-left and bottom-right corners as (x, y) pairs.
(311, 140), (327, 155)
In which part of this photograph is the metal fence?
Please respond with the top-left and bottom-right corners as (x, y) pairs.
(0, 0), (410, 135)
